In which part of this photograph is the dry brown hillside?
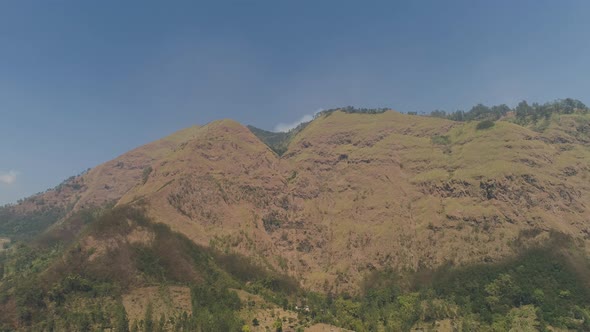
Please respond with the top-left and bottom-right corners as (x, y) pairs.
(9, 110), (590, 292)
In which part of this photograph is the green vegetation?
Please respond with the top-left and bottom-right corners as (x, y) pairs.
(0, 204), (300, 331)
(299, 247), (590, 331)
(189, 284), (243, 331)
(476, 120), (495, 130)
(0, 171), (94, 242)
(428, 98), (589, 124)
(114, 303), (129, 332)
(262, 211), (283, 233)
(0, 219), (588, 331)
(142, 166), (153, 184)
(431, 134), (450, 145)
(273, 317), (283, 332)
(513, 98), (588, 124)
(316, 106), (389, 117)
(0, 205), (65, 241)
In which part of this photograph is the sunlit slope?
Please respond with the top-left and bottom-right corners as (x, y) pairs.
(0, 125), (203, 240)
(97, 110), (588, 292)
(4, 110), (589, 292)
(118, 119), (289, 257)
(273, 111), (589, 291)
(8, 125), (202, 214)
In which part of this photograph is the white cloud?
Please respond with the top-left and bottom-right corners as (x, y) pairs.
(0, 170), (18, 185)
(273, 109), (323, 132)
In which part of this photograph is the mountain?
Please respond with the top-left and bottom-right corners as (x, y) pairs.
(1, 103), (590, 331)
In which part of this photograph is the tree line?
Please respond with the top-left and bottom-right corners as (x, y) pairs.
(415, 98), (588, 123)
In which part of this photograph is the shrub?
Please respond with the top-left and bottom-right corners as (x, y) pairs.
(262, 212), (283, 233)
(431, 135), (450, 145)
(142, 166), (153, 184)
(476, 120), (495, 130)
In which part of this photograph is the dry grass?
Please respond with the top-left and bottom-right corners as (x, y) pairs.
(10, 110), (590, 294)
(0, 237), (10, 251)
(122, 286), (192, 325)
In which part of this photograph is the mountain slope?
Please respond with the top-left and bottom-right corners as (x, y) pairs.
(2, 106), (590, 331)
(3, 110), (590, 294)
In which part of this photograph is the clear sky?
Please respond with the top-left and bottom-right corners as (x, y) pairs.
(1, 0), (589, 204)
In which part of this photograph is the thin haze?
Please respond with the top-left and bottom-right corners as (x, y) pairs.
(1, 0), (589, 204)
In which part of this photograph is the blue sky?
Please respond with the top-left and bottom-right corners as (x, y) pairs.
(1, 0), (589, 204)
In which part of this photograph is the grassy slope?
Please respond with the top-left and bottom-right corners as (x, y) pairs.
(53, 110), (587, 295)
(276, 111), (588, 286)
(3, 110), (589, 292)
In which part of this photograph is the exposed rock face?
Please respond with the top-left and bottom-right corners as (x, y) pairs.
(9, 111), (590, 292)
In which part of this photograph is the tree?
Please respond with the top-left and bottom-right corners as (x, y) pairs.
(491, 104), (511, 118)
(507, 305), (539, 332)
(143, 302), (154, 332)
(273, 318), (283, 332)
(156, 314), (165, 332)
(448, 110), (465, 121)
(430, 110), (447, 118)
(485, 274), (521, 313)
(142, 166), (153, 184)
(469, 104), (492, 120)
(114, 304), (129, 332)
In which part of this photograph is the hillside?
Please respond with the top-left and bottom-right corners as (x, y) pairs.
(1, 103), (590, 330)
(114, 109), (590, 292)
